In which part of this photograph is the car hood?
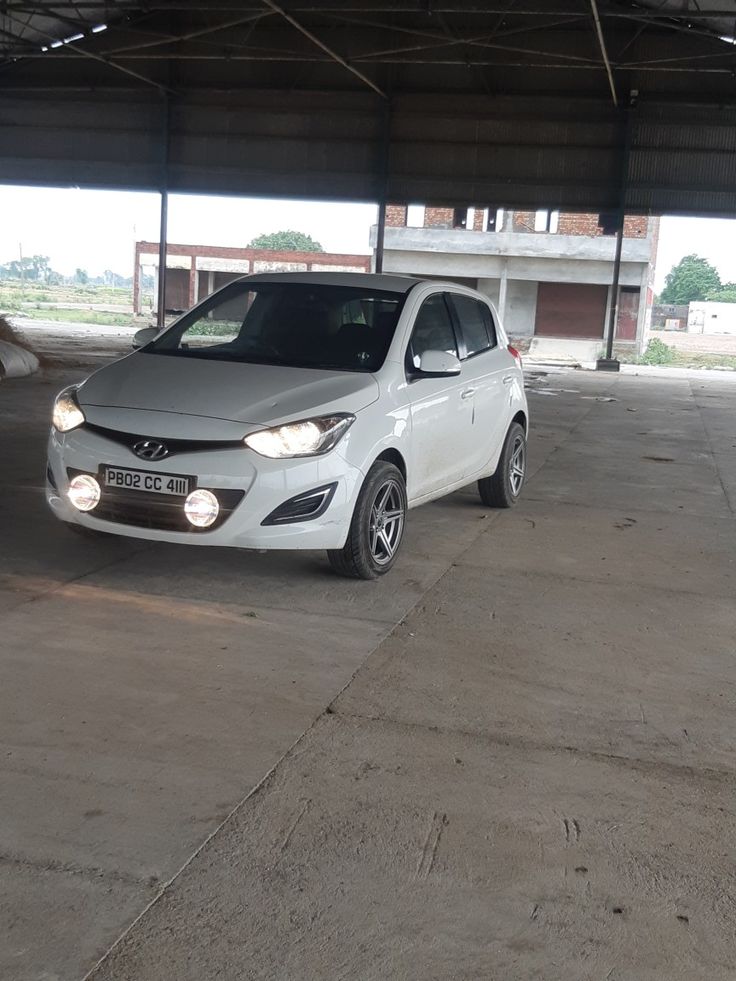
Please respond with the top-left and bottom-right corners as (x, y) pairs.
(77, 352), (380, 427)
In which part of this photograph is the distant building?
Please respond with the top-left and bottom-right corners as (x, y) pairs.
(134, 241), (371, 316)
(687, 301), (736, 335)
(374, 207), (660, 351)
(651, 304), (688, 332)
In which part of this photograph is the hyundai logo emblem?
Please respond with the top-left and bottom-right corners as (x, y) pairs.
(133, 439), (169, 461)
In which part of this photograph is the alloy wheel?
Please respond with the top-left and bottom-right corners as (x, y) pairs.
(368, 478), (405, 566)
(509, 436), (526, 495)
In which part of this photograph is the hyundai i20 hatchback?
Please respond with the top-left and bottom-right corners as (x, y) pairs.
(47, 273), (528, 578)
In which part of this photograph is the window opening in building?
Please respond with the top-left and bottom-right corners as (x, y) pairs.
(453, 207), (467, 229)
(406, 204), (425, 228)
(534, 209), (560, 233)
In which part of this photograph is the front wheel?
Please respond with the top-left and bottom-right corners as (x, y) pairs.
(478, 422), (527, 508)
(327, 461), (407, 579)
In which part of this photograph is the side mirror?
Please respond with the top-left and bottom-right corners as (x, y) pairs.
(132, 326), (158, 349)
(416, 349), (462, 377)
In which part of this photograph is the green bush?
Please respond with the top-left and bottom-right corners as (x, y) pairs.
(641, 338), (675, 365)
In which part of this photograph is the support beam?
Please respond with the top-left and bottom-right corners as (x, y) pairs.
(374, 100), (392, 274)
(598, 106), (632, 371)
(374, 201), (386, 273)
(157, 190), (169, 328)
(588, 0), (618, 107)
(260, 0), (386, 97)
(157, 96), (171, 329)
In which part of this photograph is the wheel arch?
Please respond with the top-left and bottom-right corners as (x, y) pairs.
(511, 409), (528, 434)
(373, 447), (407, 484)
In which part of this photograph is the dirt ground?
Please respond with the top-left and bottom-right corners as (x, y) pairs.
(1, 350), (735, 980)
(656, 330), (736, 356)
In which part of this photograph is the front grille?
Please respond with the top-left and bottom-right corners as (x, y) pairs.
(67, 469), (244, 533)
(82, 423), (244, 458)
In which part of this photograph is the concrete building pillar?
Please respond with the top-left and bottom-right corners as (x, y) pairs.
(133, 259), (141, 315)
(636, 263), (650, 356)
(498, 263), (509, 322)
(188, 257), (197, 309)
(603, 285), (613, 344)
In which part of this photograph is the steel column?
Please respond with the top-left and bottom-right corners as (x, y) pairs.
(157, 96), (171, 329)
(599, 106), (633, 370)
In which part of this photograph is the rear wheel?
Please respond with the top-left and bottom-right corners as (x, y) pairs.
(328, 461), (407, 579)
(478, 422), (527, 508)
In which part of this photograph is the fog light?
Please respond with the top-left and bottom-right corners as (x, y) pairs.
(68, 474), (101, 512)
(184, 489), (219, 528)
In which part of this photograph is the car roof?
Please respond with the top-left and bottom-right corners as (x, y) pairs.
(234, 271), (423, 293)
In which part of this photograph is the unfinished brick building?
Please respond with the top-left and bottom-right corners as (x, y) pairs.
(134, 242), (370, 316)
(377, 206), (659, 353)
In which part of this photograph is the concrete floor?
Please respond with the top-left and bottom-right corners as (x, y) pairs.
(1, 361), (735, 981)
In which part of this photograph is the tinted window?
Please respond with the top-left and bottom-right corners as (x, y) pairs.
(146, 282), (404, 373)
(451, 294), (496, 357)
(408, 294), (458, 369)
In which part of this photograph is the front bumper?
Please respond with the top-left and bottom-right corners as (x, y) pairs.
(46, 425), (364, 550)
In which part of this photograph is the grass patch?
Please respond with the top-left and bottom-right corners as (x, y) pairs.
(622, 338), (736, 371)
(640, 338), (675, 366)
(187, 321), (239, 337)
(14, 308), (134, 327)
(0, 281), (132, 308)
(669, 351), (736, 370)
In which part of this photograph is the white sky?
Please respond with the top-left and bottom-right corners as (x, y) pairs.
(0, 185), (377, 277)
(1, 184), (735, 291)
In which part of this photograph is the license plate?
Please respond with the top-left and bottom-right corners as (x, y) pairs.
(103, 466), (191, 496)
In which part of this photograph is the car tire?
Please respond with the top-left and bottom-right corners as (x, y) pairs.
(327, 461), (407, 580)
(478, 421), (527, 508)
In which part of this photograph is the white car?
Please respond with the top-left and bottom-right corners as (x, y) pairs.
(47, 273), (528, 579)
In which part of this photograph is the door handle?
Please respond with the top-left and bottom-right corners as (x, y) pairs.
(460, 388), (476, 399)
(503, 375), (514, 385)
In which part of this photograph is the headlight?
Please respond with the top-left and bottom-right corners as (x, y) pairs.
(244, 414), (355, 459)
(52, 387), (85, 433)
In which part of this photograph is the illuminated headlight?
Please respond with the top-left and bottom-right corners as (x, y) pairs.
(244, 414), (355, 459)
(184, 489), (220, 528)
(53, 387), (85, 433)
(68, 474), (101, 512)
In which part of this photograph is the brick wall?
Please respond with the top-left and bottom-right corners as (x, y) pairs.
(512, 211), (537, 233)
(424, 206), (457, 229)
(380, 205), (652, 240)
(556, 213), (649, 238)
(385, 205), (407, 227)
(136, 241), (370, 270)
(135, 242), (371, 314)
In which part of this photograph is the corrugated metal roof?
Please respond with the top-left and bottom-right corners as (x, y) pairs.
(2, 1), (736, 214)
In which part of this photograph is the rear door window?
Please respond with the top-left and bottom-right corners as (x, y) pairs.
(449, 294), (497, 358)
(407, 293), (459, 370)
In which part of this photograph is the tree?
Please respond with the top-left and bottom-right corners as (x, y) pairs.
(75, 267), (89, 285)
(707, 282), (736, 303)
(0, 255), (53, 281)
(659, 254), (721, 304)
(247, 230), (324, 252)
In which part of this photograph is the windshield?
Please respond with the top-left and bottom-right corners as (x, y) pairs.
(146, 281), (406, 373)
